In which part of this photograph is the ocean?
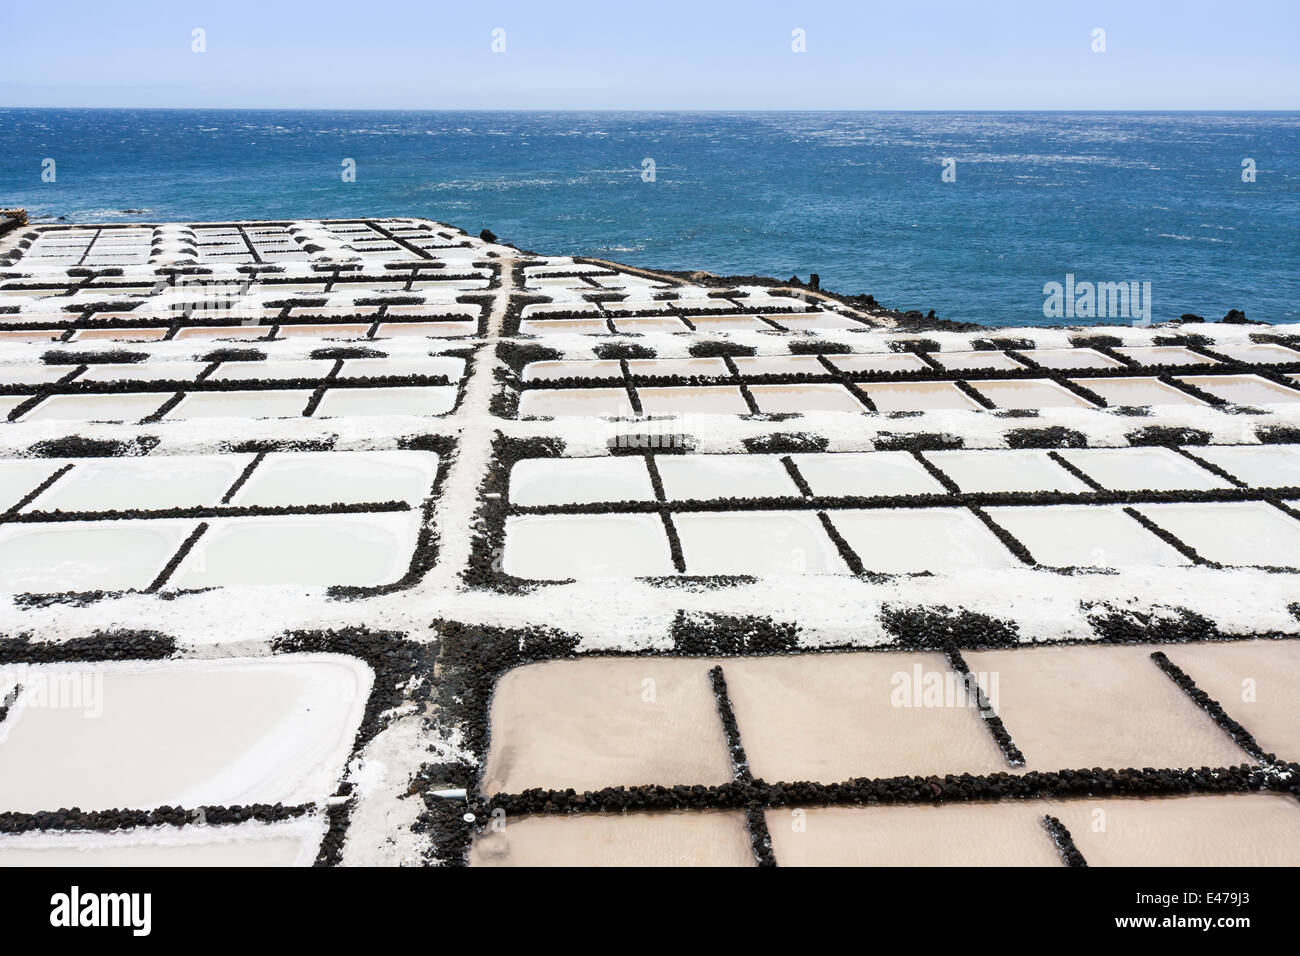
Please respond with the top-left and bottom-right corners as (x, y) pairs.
(2, 109), (1296, 326)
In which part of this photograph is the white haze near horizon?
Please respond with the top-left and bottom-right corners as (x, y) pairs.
(1, 0), (1298, 111)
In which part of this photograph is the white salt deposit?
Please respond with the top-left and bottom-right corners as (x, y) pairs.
(0, 655), (371, 812)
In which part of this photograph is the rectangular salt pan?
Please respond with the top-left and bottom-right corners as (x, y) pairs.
(932, 351), (1027, 372)
(653, 455), (799, 501)
(523, 361), (622, 382)
(312, 385), (458, 417)
(858, 381), (982, 411)
(674, 510), (848, 575)
(765, 804), (1063, 867)
(748, 383), (865, 413)
(518, 319), (609, 335)
(0, 819), (323, 867)
(19, 392), (170, 423)
(230, 450), (439, 508)
(731, 355), (828, 376)
(173, 327), (269, 341)
(503, 513), (675, 579)
(964, 644), (1250, 771)
(277, 324), (370, 339)
(1209, 343), (1300, 364)
(164, 390), (313, 420)
(601, 300), (675, 316)
(521, 302), (601, 318)
(829, 508), (1020, 573)
(528, 277), (592, 289)
(0, 655), (371, 812)
(210, 359), (333, 381)
(338, 357), (466, 380)
(828, 353), (929, 373)
(924, 449), (1089, 493)
(508, 457), (656, 507)
(613, 317), (688, 332)
(0, 460), (64, 511)
(0, 366), (78, 387)
(1057, 446), (1230, 491)
(72, 329), (167, 343)
(1179, 374), (1300, 405)
(0, 518), (197, 592)
(985, 505), (1191, 568)
(518, 388), (633, 418)
(1018, 348), (1123, 370)
(1135, 501), (1300, 567)
(972, 380), (1095, 409)
(480, 658), (734, 795)
(0, 396), (31, 420)
(167, 510), (421, 588)
(790, 451), (948, 497)
(74, 361), (209, 384)
(637, 386), (750, 415)
(1049, 794), (1300, 866)
(470, 811), (754, 867)
(26, 455), (254, 512)
(627, 358), (728, 377)
(769, 313), (859, 331)
(72, 329), (169, 343)
(1077, 376), (1206, 407)
(1187, 444), (1300, 488)
(687, 315), (769, 331)
(1162, 639), (1300, 760)
(1113, 345), (1217, 366)
(723, 651), (1009, 784)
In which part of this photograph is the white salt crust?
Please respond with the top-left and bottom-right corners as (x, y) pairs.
(0, 655), (372, 812)
(0, 816), (327, 867)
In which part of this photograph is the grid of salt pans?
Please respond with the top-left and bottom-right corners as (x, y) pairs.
(503, 444), (1300, 578)
(0, 354), (465, 423)
(8, 220), (471, 268)
(517, 344), (1300, 417)
(471, 640), (1300, 866)
(0, 220), (493, 343)
(0, 450), (437, 592)
(319, 220), (473, 256)
(0, 315), (483, 345)
(11, 228), (157, 267)
(514, 260), (866, 335)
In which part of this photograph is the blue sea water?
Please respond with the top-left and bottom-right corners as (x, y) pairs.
(1, 109), (1297, 326)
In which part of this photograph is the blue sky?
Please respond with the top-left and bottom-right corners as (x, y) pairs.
(2, 0), (1297, 110)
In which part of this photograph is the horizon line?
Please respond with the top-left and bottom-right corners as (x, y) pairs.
(4, 105), (1300, 114)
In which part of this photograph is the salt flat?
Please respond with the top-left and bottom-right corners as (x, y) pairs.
(0, 216), (1297, 866)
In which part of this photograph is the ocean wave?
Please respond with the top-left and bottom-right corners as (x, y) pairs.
(412, 176), (599, 192)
